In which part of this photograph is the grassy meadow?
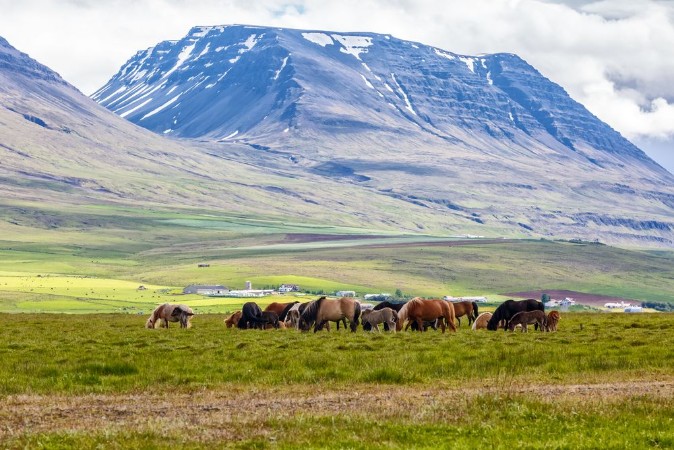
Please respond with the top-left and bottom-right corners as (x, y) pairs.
(1, 202), (673, 447)
(1, 201), (673, 314)
(1, 313), (673, 448)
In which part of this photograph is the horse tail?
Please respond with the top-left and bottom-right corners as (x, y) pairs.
(350, 301), (361, 332)
(445, 301), (457, 332)
(472, 302), (479, 319)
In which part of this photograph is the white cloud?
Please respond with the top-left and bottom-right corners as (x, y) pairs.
(0, 0), (673, 158)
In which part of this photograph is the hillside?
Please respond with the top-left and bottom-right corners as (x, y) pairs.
(92, 25), (674, 246)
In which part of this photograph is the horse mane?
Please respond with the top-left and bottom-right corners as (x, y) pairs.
(300, 297), (325, 323)
(397, 297), (422, 323)
(278, 301), (299, 321)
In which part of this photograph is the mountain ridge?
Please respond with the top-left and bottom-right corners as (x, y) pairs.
(1, 30), (673, 246)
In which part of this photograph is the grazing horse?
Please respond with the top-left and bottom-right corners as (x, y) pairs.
(265, 302), (298, 322)
(471, 312), (493, 330)
(507, 310), (546, 332)
(397, 298), (457, 333)
(224, 311), (242, 328)
(546, 310), (561, 332)
(299, 297), (361, 333)
(237, 302), (265, 329)
(487, 299), (544, 331)
(365, 301), (407, 331)
(277, 301), (300, 322)
(450, 301), (479, 327)
(171, 306), (194, 328)
(145, 303), (193, 329)
(361, 307), (398, 332)
(408, 319), (439, 331)
(259, 311), (280, 329)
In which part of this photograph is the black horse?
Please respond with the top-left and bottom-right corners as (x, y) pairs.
(487, 299), (544, 331)
(237, 302), (264, 329)
(259, 311), (280, 329)
(408, 319), (439, 331)
(364, 301), (407, 331)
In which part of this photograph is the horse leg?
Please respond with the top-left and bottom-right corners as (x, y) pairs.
(522, 323), (527, 332)
(374, 324), (380, 332)
(456, 316), (461, 328)
(415, 318), (425, 332)
(389, 320), (396, 333)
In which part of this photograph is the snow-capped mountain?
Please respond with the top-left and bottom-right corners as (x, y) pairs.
(95, 25), (659, 170)
(91, 25), (674, 245)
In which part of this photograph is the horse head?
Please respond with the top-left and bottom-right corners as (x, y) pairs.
(145, 317), (155, 329)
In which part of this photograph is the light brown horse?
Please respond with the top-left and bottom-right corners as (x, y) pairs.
(299, 297), (361, 332)
(397, 298), (457, 333)
(224, 311), (242, 328)
(471, 312), (493, 330)
(146, 303), (193, 329)
(361, 307), (398, 332)
(546, 310), (561, 332)
(450, 301), (478, 327)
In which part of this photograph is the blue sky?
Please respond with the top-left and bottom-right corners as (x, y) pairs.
(0, 0), (672, 172)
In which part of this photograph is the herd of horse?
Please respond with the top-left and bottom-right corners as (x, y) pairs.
(146, 297), (561, 332)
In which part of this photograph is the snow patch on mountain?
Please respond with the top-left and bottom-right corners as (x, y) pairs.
(302, 32), (333, 47)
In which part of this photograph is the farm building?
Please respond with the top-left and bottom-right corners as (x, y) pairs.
(183, 285), (229, 295)
(335, 290), (356, 297)
(225, 289), (275, 298)
(624, 306), (643, 313)
(279, 284), (300, 293)
(443, 296), (488, 303)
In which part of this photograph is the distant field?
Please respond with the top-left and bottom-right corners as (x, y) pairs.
(0, 313), (672, 448)
(0, 202), (673, 313)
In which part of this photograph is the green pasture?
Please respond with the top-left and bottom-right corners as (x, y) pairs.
(1, 313), (672, 394)
(0, 313), (673, 448)
(1, 202), (673, 314)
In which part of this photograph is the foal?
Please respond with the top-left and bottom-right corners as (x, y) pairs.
(507, 310), (546, 332)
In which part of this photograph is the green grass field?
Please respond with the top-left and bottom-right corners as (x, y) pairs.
(0, 313), (672, 448)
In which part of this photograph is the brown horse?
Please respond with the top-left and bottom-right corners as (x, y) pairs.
(146, 303), (193, 329)
(471, 312), (493, 330)
(224, 311), (242, 328)
(299, 297), (361, 332)
(397, 298), (457, 333)
(451, 301), (479, 327)
(361, 308), (398, 332)
(264, 302), (298, 320)
(546, 310), (561, 332)
(507, 310), (546, 332)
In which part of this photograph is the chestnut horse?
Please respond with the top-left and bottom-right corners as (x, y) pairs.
(546, 310), (561, 332)
(224, 311), (242, 328)
(146, 303), (193, 329)
(299, 297), (361, 332)
(450, 301), (479, 327)
(265, 302), (299, 322)
(397, 298), (457, 333)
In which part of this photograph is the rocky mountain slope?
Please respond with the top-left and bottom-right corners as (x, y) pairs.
(0, 35), (483, 235)
(92, 25), (674, 245)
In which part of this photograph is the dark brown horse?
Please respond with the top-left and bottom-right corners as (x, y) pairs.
(450, 301), (479, 327)
(507, 310), (546, 332)
(299, 297), (361, 332)
(487, 299), (544, 331)
(397, 298), (457, 333)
